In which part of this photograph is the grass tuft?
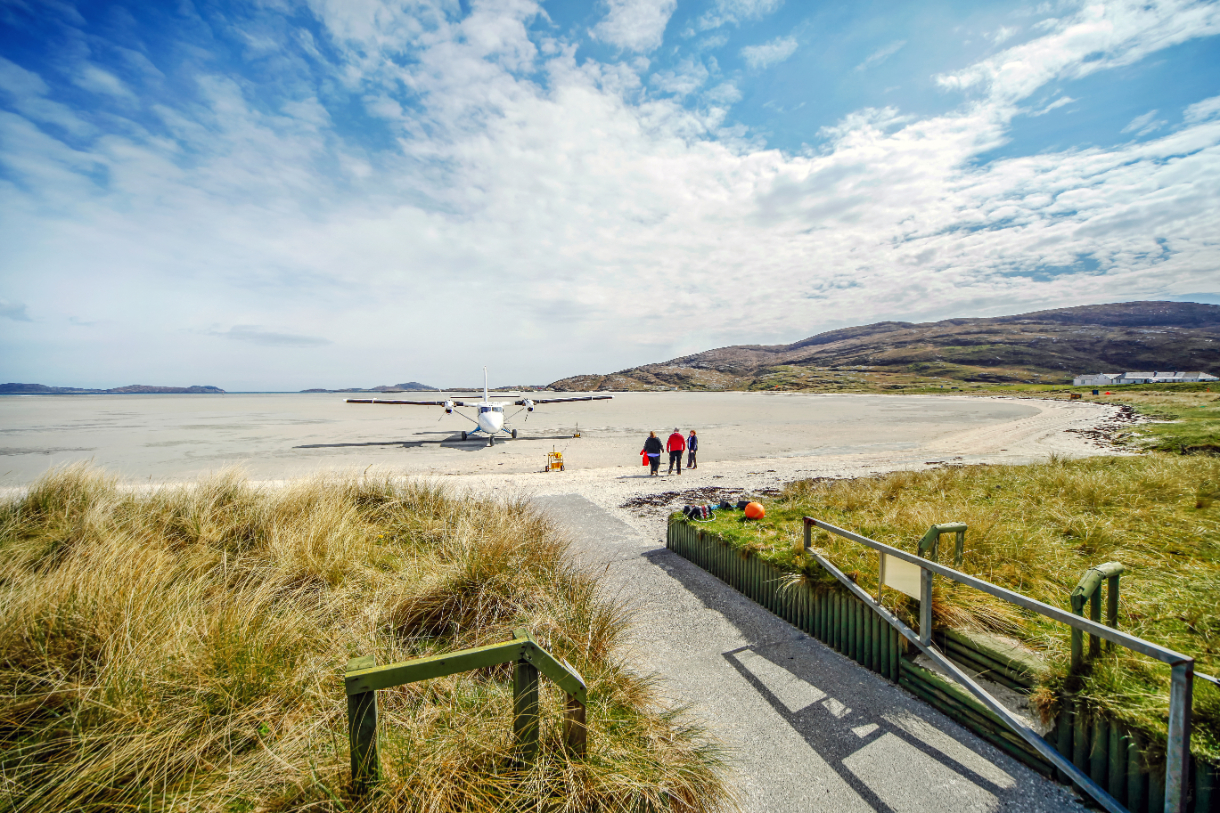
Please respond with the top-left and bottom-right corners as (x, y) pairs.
(0, 465), (731, 812)
(681, 454), (1220, 762)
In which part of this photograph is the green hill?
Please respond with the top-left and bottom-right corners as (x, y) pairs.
(550, 301), (1220, 391)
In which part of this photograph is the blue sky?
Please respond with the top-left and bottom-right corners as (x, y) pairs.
(1, 0), (1219, 389)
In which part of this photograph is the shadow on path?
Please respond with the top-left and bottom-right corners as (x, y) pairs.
(721, 643), (1009, 813)
(643, 544), (1081, 812)
(533, 493), (1083, 812)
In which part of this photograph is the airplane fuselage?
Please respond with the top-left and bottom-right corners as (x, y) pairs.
(346, 367), (612, 447)
(475, 404), (505, 435)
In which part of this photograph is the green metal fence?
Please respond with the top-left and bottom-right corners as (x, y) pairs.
(666, 517), (1219, 813)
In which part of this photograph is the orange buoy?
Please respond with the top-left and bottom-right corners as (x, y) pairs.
(744, 501), (765, 520)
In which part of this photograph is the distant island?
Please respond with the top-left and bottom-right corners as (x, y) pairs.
(0, 383), (225, 395)
(301, 382), (437, 393)
(549, 301), (1220, 392)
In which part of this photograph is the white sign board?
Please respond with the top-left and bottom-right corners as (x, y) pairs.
(882, 553), (923, 600)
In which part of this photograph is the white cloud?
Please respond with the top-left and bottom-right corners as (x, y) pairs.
(1122, 109), (1166, 135)
(695, 0), (783, 32)
(651, 59), (710, 96)
(302, 0), (446, 60)
(741, 36), (798, 70)
(854, 40), (905, 71)
(989, 26), (1019, 45)
(0, 298), (32, 322)
(0, 56), (48, 96)
(207, 326), (333, 346)
(1185, 95), (1220, 123)
(364, 94), (406, 121)
(72, 65), (137, 101)
(1031, 95), (1075, 115)
(705, 82), (742, 104)
(591, 0), (677, 53)
(0, 57), (92, 134)
(2, 0), (1220, 388)
(937, 0), (1220, 105)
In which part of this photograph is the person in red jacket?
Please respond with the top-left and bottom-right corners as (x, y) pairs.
(666, 428), (686, 475)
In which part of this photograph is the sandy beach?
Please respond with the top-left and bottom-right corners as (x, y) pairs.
(1, 391), (1122, 512)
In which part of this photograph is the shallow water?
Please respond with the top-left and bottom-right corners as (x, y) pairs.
(0, 392), (1039, 485)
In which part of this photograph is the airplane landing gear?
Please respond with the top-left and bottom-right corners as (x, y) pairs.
(488, 436), (495, 447)
(460, 431), (468, 441)
(511, 429), (518, 439)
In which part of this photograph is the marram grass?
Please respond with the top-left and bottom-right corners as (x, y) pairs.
(685, 453), (1220, 763)
(0, 464), (731, 812)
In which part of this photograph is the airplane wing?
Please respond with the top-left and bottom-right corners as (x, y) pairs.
(346, 398), (474, 406)
(513, 394), (614, 405)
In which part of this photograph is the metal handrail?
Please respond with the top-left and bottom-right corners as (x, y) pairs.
(343, 628), (587, 793)
(803, 516), (1194, 813)
(804, 517), (1190, 663)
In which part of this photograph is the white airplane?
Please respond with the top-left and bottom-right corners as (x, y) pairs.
(346, 367), (612, 446)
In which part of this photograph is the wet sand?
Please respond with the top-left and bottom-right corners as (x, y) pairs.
(0, 392), (1118, 497)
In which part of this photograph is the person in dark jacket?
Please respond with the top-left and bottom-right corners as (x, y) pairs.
(687, 429), (698, 469)
(666, 428), (685, 475)
(642, 431), (663, 476)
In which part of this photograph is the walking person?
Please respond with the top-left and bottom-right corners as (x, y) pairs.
(666, 428), (685, 475)
(642, 431), (663, 476)
(687, 429), (698, 469)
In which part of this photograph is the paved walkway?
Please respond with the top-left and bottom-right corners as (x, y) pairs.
(535, 494), (1088, 813)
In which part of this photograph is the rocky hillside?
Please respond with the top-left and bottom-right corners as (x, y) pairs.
(0, 383), (225, 394)
(300, 382), (437, 393)
(550, 301), (1220, 391)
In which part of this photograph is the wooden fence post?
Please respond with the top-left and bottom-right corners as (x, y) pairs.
(514, 658), (540, 761)
(347, 655), (379, 793)
(564, 693), (587, 756)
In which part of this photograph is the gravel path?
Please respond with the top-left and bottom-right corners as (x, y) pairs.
(536, 493), (1089, 813)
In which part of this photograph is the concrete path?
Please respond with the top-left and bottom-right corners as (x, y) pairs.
(535, 493), (1088, 813)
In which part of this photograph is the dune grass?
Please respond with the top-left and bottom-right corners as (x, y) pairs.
(0, 465), (731, 813)
(682, 454), (1220, 762)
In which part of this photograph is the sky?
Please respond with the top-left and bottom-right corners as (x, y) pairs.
(1, 0), (1218, 390)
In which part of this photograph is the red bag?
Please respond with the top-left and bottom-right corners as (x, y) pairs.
(641, 450), (649, 467)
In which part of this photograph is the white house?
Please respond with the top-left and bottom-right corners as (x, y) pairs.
(1072, 373), (1122, 386)
(1073, 371), (1218, 386)
(1117, 372), (1156, 384)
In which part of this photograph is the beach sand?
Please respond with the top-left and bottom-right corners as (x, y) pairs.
(1, 391), (1122, 517)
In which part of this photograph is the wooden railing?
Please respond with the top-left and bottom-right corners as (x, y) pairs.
(344, 628), (588, 793)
